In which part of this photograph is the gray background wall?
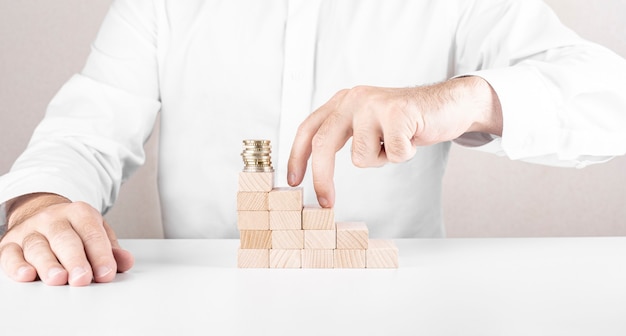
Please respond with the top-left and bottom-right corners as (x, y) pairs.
(1, 0), (624, 238)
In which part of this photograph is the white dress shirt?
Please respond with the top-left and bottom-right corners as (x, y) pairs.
(1, 0), (625, 238)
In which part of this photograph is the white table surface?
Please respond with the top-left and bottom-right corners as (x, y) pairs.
(1, 238), (625, 335)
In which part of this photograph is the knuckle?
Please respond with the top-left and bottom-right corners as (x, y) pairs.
(311, 118), (335, 151)
(67, 202), (105, 233)
(296, 122), (312, 137)
(33, 208), (57, 226)
(312, 112), (344, 151)
(22, 232), (48, 250)
(0, 225), (20, 245)
(337, 88), (351, 96)
(68, 202), (99, 220)
(384, 136), (413, 163)
(80, 229), (107, 246)
(296, 116), (320, 138)
(0, 242), (18, 259)
(346, 85), (370, 100)
(414, 127), (440, 145)
(45, 222), (77, 246)
(351, 137), (371, 168)
(332, 88), (351, 102)
(350, 86), (386, 109)
(311, 130), (328, 151)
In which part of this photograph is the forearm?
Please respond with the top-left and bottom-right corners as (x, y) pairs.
(466, 45), (626, 166)
(0, 0), (162, 222)
(455, 0), (626, 166)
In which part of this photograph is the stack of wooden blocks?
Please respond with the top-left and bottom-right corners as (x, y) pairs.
(237, 171), (398, 268)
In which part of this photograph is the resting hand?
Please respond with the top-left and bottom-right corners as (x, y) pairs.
(287, 76), (502, 208)
(0, 193), (134, 286)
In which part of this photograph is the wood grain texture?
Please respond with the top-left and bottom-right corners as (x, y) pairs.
(237, 192), (269, 211)
(240, 230), (272, 249)
(271, 230), (304, 249)
(366, 239), (399, 268)
(304, 230), (336, 250)
(301, 249), (334, 268)
(237, 248), (269, 268)
(237, 211), (269, 230)
(334, 249), (366, 268)
(336, 221), (369, 250)
(269, 210), (302, 230)
(238, 172), (274, 192)
(268, 187), (303, 211)
(302, 205), (335, 230)
(270, 249), (302, 268)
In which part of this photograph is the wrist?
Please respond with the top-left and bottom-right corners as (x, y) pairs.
(6, 193), (71, 229)
(454, 76), (503, 136)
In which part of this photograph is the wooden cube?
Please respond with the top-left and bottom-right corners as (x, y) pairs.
(272, 230), (304, 249)
(366, 239), (399, 268)
(237, 249), (269, 268)
(302, 205), (335, 230)
(237, 192), (268, 211)
(238, 171), (274, 192)
(336, 222), (369, 250)
(304, 230), (336, 250)
(240, 230), (272, 249)
(270, 249), (302, 268)
(237, 211), (269, 230)
(334, 249), (366, 268)
(301, 249), (334, 268)
(269, 210), (302, 230)
(268, 187), (303, 211)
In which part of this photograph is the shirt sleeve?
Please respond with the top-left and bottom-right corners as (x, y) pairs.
(453, 0), (626, 168)
(0, 0), (161, 215)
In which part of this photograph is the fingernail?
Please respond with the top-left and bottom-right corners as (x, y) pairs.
(288, 172), (296, 185)
(47, 267), (64, 280)
(70, 266), (88, 283)
(94, 265), (113, 279)
(17, 266), (31, 278)
(318, 197), (329, 208)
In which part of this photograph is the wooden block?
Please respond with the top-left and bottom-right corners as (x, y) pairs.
(240, 230), (272, 249)
(334, 249), (366, 268)
(237, 211), (269, 230)
(336, 222), (369, 250)
(238, 171), (274, 192)
(272, 230), (304, 249)
(268, 187), (303, 210)
(269, 210), (302, 230)
(270, 249), (302, 268)
(237, 192), (268, 211)
(302, 205), (335, 230)
(301, 249), (334, 268)
(237, 248), (269, 268)
(304, 230), (336, 250)
(366, 239), (399, 268)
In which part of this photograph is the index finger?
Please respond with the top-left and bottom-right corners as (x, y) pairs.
(288, 90), (348, 187)
(310, 106), (353, 208)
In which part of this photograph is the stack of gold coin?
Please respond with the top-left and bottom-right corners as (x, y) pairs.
(241, 139), (274, 172)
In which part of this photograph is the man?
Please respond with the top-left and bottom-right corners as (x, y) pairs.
(0, 0), (625, 286)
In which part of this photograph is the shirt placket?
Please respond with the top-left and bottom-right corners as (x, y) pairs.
(274, 0), (322, 187)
